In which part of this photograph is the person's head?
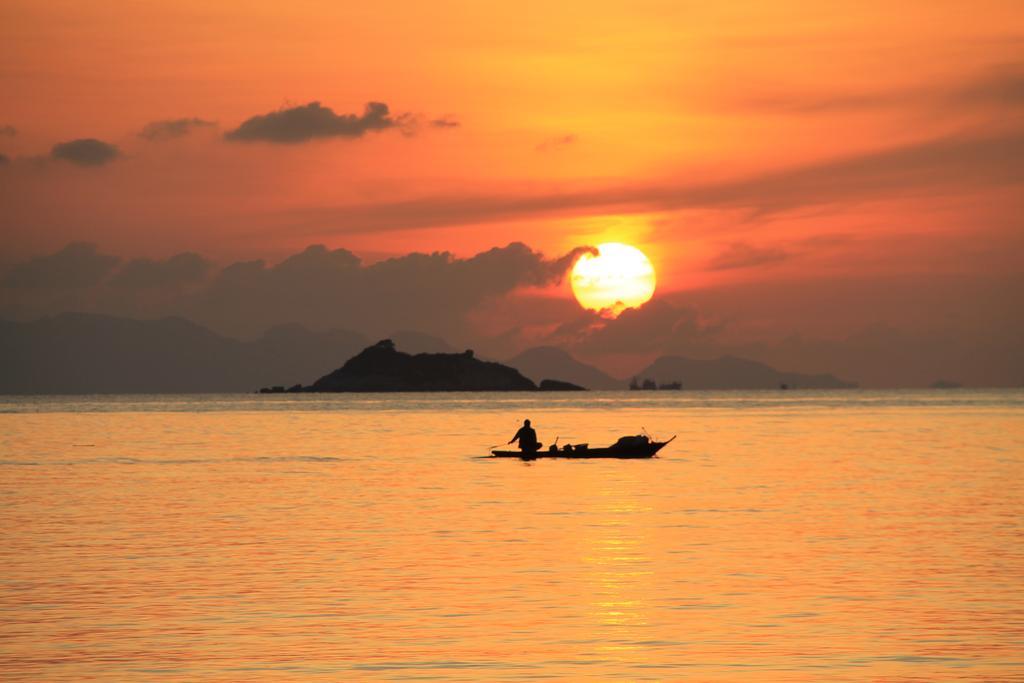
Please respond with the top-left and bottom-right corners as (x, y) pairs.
(524, 419), (531, 427)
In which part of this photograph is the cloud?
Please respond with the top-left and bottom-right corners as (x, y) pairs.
(741, 62), (1024, 114)
(536, 134), (577, 152)
(276, 126), (1024, 235)
(0, 125), (15, 137)
(224, 101), (404, 143)
(192, 241), (591, 338)
(430, 117), (460, 128)
(0, 241), (589, 340)
(2, 243), (120, 290)
(547, 299), (720, 356)
(109, 252), (211, 289)
(708, 242), (788, 270)
(798, 233), (853, 248)
(139, 117), (215, 141)
(954, 62), (1024, 108)
(50, 138), (120, 166)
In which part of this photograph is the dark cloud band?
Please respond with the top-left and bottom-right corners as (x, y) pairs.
(0, 242), (589, 342)
(2, 243), (120, 289)
(110, 253), (211, 289)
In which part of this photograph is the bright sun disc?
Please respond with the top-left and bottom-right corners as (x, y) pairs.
(571, 242), (656, 316)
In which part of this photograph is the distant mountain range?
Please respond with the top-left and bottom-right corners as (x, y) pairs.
(506, 345), (854, 390)
(0, 312), (856, 393)
(0, 313), (368, 393)
(632, 355), (856, 390)
(507, 346), (624, 390)
(388, 330), (456, 354)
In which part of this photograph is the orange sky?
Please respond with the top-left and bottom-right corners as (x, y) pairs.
(1, 1), (1022, 383)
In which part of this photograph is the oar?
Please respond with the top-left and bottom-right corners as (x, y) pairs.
(473, 443), (504, 459)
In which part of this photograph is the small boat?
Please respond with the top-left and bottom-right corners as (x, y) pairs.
(491, 435), (675, 460)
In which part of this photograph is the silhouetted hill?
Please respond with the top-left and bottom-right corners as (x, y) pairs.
(0, 313), (368, 393)
(507, 346), (624, 390)
(634, 354), (856, 390)
(309, 339), (538, 392)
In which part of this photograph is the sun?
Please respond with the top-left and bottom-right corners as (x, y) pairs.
(571, 243), (656, 316)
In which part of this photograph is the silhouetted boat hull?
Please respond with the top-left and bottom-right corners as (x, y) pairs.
(490, 437), (674, 459)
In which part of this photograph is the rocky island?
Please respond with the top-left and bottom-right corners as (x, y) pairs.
(267, 339), (586, 392)
(538, 378), (586, 391)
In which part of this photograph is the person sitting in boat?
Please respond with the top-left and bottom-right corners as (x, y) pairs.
(508, 419), (541, 453)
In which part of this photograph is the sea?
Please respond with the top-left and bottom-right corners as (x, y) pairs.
(1, 390), (1022, 681)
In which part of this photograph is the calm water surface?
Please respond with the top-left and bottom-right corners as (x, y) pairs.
(1, 391), (1022, 681)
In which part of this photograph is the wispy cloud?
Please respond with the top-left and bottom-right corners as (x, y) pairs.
(272, 126), (1024, 235)
(139, 117), (216, 141)
(536, 134), (577, 152)
(708, 242), (788, 271)
(429, 116), (460, 128)
(739, 62), (1024, 114)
